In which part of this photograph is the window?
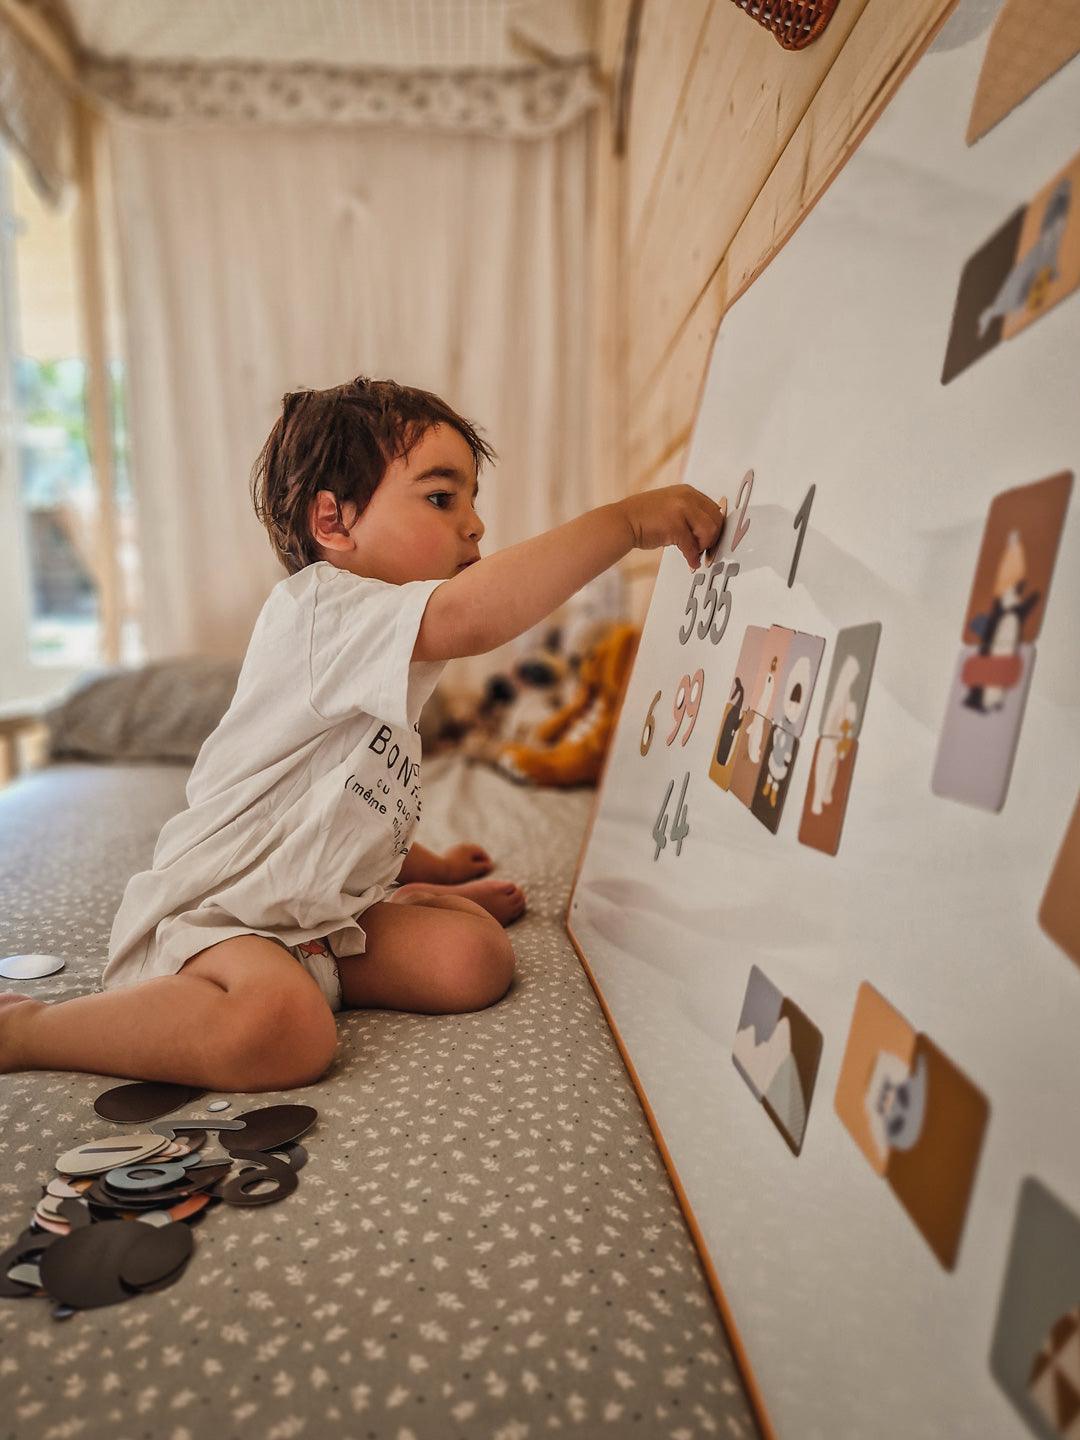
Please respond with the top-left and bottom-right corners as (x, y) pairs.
(0, 135), (142, 671)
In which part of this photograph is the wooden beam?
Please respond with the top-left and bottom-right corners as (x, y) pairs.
(626, 0), (958, 493)
(626, 0), (871, 405)
(72, 94), (122, 665)
(0, 0), (79, 86)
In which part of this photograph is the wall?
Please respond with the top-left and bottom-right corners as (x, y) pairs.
(593, 0), (958, 621)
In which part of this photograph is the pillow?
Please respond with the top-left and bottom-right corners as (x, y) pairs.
(44, 656), (242, 764)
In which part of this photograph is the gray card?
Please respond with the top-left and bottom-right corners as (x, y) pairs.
(989, 1178), (1080, 1440)
(931, 643), (1034, 813)
(819, 623), (882, 741)
(775, 631), (826, 739)
(731, 965), (783, 1102)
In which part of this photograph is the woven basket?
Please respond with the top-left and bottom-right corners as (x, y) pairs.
(729, 0), (841, 50)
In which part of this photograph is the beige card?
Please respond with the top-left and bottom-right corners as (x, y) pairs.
(967, 0), (1080, 145)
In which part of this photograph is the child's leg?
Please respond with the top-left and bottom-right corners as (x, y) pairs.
(337, 892), (515, 1013)
(0, 936), (339, 1091)
(393, 877), (526, 927)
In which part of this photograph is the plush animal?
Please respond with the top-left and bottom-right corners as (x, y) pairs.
(497, 622), (640, 786)
(457, 630), (574, 765)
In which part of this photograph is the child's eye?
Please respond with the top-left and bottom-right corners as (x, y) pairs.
(426, 491), (453, 510)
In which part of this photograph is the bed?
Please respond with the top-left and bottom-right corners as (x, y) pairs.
(0, 661), (758, 1440)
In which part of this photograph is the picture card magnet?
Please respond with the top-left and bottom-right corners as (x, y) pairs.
(962, 472), (1073, 647)
(819, 624), (881, 742)
(751, 728), (799, 834)
(729, 714), (771, 809)
(732, 965), (822, 1155)
(774, 632), (826, 739)
(1039, 792), (1080, 969)
(749, 626), (795, 725)
(931, 644), (1035, 812)
(798, 736), (858, 857)
(884, 1033), (989, 1271)
(1000, 150), (1080, 341)
(968, 0), (1080, 145)
(835, 985), (989, 1271)
(941, 207), (1027, 384)
(990, 1178), (1080, 1440)
(709, 625), (767, 791)
(834, 982), (916, 1177)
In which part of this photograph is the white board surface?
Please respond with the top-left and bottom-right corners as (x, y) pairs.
(568, 9), (1080, 1438)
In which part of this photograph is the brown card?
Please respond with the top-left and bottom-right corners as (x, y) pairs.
(1000, 149), (1080, 340)
(709, 624), (767, 791)
(1039, 792), (1080, 968)
(961, 471), (1073, 646)
(730, 713), (770, 809)
(968, 0), (1080, 145)
(835, 985), (989, 1271)
(798, 736), (858, 857)
(941, 207), (1026, 385)
(884, 1035), (989, 1272)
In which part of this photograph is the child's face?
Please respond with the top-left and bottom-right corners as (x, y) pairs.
(312, 423), (485, 583)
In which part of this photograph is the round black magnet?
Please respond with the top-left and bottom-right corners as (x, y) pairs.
(118, 1220), (194, 1290)
(223, 1105), (317, 1153)
(215, 1149), (298, 1206)
(94, 1080), (206, 1124)
(38, 1221), (145, 1309)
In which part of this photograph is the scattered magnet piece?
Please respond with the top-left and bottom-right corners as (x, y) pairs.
(51, 1305), (77, 1320)
(222, 1105), (317, 1154)
(94, 1080), (206, 1125)
(56, 1133), (170, 1177)
(273, 1142), (309, 1172)
(33, 1215), (72, 1237)
(206, 1100), (231, 1112)
(0, 1229), (60, 1297)
(56, 1198), (91, 1230)
(38, 1221), (145, 1309)
(0, 953), (66, 980)
(1039, 792), (1080, 968)
(167, 1193), (212, 1223)
(46, 1178), (84, 1199)
(104, 1161), (187, 1193)
(119, 1221), (194, 1291)
(151, 1118), (245, 1141)
(5, 1262), (43, 1290)
(216, 1149), (298, 1207)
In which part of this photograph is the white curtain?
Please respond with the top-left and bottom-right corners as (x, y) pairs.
(105, 113), (592, 689)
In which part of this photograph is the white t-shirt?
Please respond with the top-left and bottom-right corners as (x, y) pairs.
(102, 561), (447, 991)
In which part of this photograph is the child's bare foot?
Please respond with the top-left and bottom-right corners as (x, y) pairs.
(0, 993), (43, 1073)
(397, 877), (527, 926)
(440, 843), (494, 883)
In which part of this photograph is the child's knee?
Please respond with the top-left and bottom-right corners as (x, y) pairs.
(446, 918), (515, 1012)
(217, 981), (337, 1090)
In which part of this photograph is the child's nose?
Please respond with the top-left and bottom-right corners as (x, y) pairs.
(466, 509), (484, 542)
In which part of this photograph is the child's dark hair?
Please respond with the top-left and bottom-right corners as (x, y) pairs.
(250, 376), (496, 575)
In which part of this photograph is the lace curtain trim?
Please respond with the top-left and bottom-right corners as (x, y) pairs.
(81, 54), (601, 140)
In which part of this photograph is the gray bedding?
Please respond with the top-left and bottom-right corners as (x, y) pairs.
(0, 753), (757, 1440)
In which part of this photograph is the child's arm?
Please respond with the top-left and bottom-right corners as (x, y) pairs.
(414, 485), (727, 662)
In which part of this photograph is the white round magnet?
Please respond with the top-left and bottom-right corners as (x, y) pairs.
(206, 1100), (230, 1112)
(0, 954), (66, 980)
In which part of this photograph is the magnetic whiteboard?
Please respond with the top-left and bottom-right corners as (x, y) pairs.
(567, 9), (1080, 1439)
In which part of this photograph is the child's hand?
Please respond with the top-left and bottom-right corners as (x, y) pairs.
(441, 843), (494, 883)
(618, 485), (728, 570)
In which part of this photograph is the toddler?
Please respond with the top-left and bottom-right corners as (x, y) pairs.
(0, 377), (726, 1092)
